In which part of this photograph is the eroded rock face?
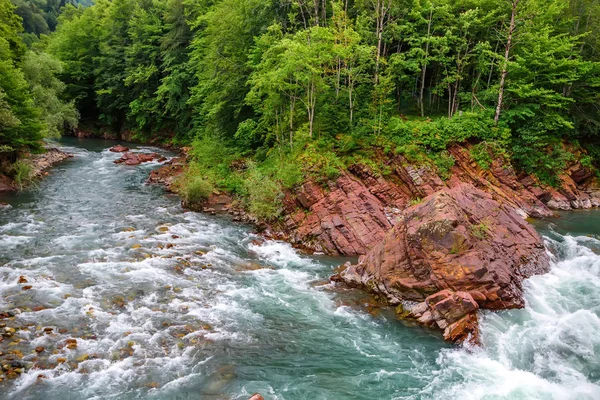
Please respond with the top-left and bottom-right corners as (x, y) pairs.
(266, 145), (600, 256)
(335, 183), (550, 343)
(400, 290), (481, 344)
(339, 183), (549, 309)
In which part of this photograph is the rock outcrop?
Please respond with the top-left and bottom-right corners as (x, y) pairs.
(265, 145), (599, 256)
(146, 157), (186, 190)
(333, 183), (550, 343)
(31, 148), (73, 178)
(114, 152), (162, 166)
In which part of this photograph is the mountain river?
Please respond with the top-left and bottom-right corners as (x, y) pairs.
(0, 138), (598, 399)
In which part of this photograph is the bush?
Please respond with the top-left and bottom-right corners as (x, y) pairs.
(179, 174), (214, 204)
(10, 159), (34, 190)
(470, 141), (508, 170)
(431, 151), (455, 180)
(245, 169), (282, 221)
(386, 112), (509, 152)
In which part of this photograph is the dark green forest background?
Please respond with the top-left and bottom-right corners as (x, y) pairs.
(1, 0), (599, 214)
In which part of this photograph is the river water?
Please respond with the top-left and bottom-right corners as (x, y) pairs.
(0, 138), (598, 400)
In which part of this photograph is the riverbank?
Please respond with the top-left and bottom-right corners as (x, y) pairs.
(145, 140), (599, 344)
(0, 148), (73, 193)
(1, 139), (598, 399)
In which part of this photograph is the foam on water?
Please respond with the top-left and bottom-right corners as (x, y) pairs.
(1, 138), (599, 399)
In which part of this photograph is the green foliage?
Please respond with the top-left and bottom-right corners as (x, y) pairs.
(431, 151), (455, 181)
(10, 158), (34, 190)
(471, 222), (490, 240)
(409, 197), (423, 207)
(30, 0), (600, 202)
(245, 167), (282, 221)
(22, 51), (79, 137)
(178, 173), (214, 204)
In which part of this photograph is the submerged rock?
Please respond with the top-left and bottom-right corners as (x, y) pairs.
(334, 183), (550, 343)
(114, 152), (162, 166)
(109, 145), (130, 153)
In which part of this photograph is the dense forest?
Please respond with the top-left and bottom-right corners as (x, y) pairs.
(1, 0), (600, 215)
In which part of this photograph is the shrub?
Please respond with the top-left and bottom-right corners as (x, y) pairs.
(431, 151), (455, 180)
(10, 159), (34, 190)
(471, 222), (489, 240)
(245, 169), (282, 221)
(179, 174), (214, 204)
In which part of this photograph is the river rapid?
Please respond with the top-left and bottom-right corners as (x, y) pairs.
(0, 138), (598, 400)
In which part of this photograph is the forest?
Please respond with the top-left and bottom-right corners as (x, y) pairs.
(1, 0), (600, 216)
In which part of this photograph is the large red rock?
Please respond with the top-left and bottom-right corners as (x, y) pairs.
(114, 152), (162, 166)
(339, 183), (549, 309)
(335, 183), (550, 343)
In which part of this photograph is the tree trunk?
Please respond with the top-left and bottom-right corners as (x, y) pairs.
(290, 97), (295, 148)
(348, 70), (354, 123)
(307, 79), (316, 137)
(419, 7), (433, 117)
(494, 0), (519, 125)
(374, 0), (391, 85)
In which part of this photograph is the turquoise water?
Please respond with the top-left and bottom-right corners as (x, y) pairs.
(0, 138), (598, 399)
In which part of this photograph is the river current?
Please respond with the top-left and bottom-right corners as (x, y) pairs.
(0, 138), (598, 399)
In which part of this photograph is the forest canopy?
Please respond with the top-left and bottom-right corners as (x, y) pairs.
(2, 0), (600, 194)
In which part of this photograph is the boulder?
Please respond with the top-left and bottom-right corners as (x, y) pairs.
(114, 152), (162, 166)
(335, 183), (550, 343)
(109, 145), (130, 153)
(404, 290), (480, 345)
(146, 157), (186, 190)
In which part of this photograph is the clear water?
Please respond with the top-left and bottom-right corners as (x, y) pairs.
(0, 138), (598, 400)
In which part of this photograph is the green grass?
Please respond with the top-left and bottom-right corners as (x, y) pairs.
(10, 159), (35, 190)
(178, 173), (214, 204)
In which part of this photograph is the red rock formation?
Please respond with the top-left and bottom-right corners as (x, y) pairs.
(146, 157), (186, 190)
(266, 145), (600, 256)
(114, 152), (162, 166)
(109, 145), (130, 153)
(338, 183), (549, 308)
(334, 183), (550, 343)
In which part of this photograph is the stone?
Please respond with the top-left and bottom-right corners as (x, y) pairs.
(249, 395), (265, 400)
(114, 152), (161, 166)
(109, 145), (130, 153)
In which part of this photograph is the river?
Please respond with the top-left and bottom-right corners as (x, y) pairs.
(0, 138), (598, 400)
